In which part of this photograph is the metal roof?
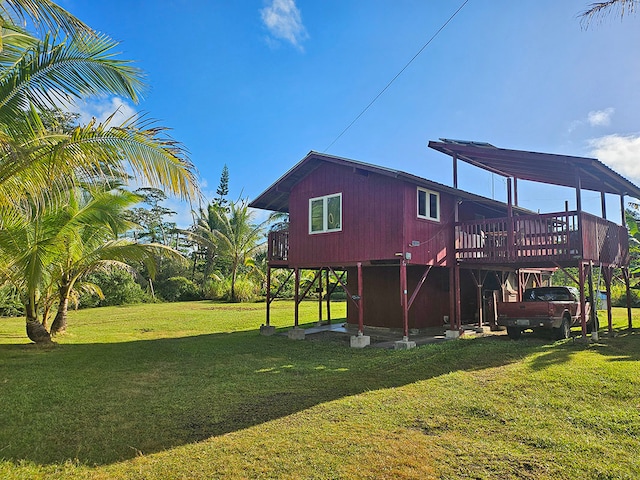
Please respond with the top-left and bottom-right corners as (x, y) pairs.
(249, 150), (534, 214)
(428, 139), (640, 200)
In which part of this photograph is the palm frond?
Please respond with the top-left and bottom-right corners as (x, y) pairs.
(580, 0), (638, 28)
(0, 32), (144, 123)
(0, 0), (94, 39)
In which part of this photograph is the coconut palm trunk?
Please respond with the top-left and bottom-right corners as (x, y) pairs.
(50, 283), (71, 335)
(25, 298), (51, 344)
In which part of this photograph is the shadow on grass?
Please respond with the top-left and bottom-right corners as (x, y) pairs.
(0, 325), (633, 467)
(526, 327), (640, 371)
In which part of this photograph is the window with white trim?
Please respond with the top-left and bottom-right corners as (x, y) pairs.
(309, 193), (342, 234)
(417, 188), (440, 221)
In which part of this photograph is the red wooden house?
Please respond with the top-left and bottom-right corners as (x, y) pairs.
(250, 140), (640, 344)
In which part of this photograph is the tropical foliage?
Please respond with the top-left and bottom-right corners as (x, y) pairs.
(0, 1), (200, 342)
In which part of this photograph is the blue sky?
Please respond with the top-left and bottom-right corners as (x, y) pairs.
(59, 0), (640, 225)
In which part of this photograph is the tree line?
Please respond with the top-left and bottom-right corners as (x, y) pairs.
(0, 0), (636, 344)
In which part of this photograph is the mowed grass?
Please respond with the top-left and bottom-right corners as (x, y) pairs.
(0, 302), (639, 479)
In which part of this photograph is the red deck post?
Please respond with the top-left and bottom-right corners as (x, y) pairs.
(476, 270), (483, 329)
(357, 262), (364, 335)
(623, 267), (633, 330)
(294, 268), (300, 327)
(325, 269), (331, 324)
(587, 261), (597, 338)
(604, 267), (613, 335)
(317, 269), (323, 324)
(400, 259), (409, 339)
(507, 177), (514, 260)
(455, 265), (462, 330)
(266, 265), (271, 326)
(579, 262), (587, 339)
(449, 267), (456, 330)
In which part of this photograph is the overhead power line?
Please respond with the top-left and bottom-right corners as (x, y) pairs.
(323, 0), (470, 152)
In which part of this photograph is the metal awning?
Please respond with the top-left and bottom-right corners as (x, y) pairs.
(428, 139), (640, 200)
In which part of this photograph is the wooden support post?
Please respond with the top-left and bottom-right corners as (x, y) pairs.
(513, 177), (518, 207)
(449, 267), (456, 330)
(601, 191), (607, 220)
(266, 265), (271, 326)
(588, 261), (597, 338)
(576, 174), (583, 213)
(455, 265), (462, 330)
(357, 262), (364, 335)
(476, 270), (483, 329)
(579, 262), (587, 339)
(408, 266), (432, 310)
(604, 267), (613, 335)
(621, 194), (626, 227)
(453, 154), (458, 189)
(326, 268), (331, 324)
(400, 260), (409, 339)
(507, 178), (514, 260)
(623, 267), (632, 330)
(294, 268), (300, 327)
(317, 269), (323, 324)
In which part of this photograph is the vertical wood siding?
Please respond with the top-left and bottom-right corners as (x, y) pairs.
(345, 266), (452, 329)
(288, 163), (406, 266)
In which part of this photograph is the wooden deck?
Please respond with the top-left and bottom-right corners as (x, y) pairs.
(456, 210), (629, 267)
(267, 230), (289, 266)
(267, 211), (629, 269)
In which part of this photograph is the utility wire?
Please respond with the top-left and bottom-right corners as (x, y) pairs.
(323, 0), (470, 152)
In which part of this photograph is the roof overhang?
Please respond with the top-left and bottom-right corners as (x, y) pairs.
(428, 139), (640, 200)
(249, 150), (533, 214)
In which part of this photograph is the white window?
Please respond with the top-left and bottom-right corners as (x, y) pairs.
(417, 188), (440, 222)
(309, 193), (342, 234)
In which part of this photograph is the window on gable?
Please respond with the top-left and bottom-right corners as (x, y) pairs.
(309, 193), (342, 234)
(417, 188), (440, 222)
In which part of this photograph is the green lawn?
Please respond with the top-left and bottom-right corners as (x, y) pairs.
(0, 301), (639, 479)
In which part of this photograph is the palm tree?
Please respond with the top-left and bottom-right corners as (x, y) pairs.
(209, 200), (268, 302)
(49, 186), (182, 335)
(0, 3), (200, 206)
(0, 184), (181, 341)
(0, 2), (201, 341)
(190, 203), (228, 282)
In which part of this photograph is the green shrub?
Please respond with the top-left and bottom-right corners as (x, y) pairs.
(0, 284), (23, 317)
(230, 277), (259, 302)
(80, 269), (152, 307)
(203, 279), (228, 300)
(156, 276), (203, 302)
(610, 283), (640, 307)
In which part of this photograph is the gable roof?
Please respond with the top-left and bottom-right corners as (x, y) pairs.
(429, 139), (640, 200)
(249, 150), (532, 214)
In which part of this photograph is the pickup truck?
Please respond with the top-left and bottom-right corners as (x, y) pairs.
(497, 286), (595, 340)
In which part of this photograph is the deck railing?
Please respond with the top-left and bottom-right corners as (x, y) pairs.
(456, 211), (628, 267)
(267, 230), (289, 264)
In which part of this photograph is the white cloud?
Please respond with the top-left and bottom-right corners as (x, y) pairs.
(567, 107), (616, 134)
(588, 133), (640, 182)
(587, 108), (615, 127)
(260, 0), (308, 49)
(67, 96), (137, 126)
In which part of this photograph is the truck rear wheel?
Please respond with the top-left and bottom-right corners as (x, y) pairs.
(555, 317), (571, 340)
(507, 327), (521, 340)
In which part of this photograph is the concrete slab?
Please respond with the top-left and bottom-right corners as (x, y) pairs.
(287, 327), (306, 340)
(445, 329), (461, 339)
(350, 335), (371, 348)
(260, 325), (276, 336)
(394, 337), (416, 350)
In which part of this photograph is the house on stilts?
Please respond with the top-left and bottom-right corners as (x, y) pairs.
(249, 139), (639, 347)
